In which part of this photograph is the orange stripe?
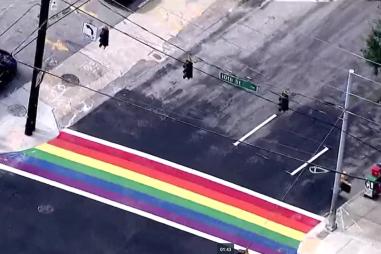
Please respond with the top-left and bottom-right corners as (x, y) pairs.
(49, 137), (312, 233)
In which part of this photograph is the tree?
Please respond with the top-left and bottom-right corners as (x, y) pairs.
(362, 20), (381, 75)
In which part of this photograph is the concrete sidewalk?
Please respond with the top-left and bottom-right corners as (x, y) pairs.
(0, 85), (59, 153)
(37, 0), (220, 127)
(0, 0), (224, 153)
(298, 193), (381, 254)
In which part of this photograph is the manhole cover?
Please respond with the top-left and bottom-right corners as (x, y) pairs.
(316, 230), (329, 240)
(7, 104), (27, 117)
(61, 73), (80, 86)
(37, 204), (55, 214)
(152, 53), (162, 60)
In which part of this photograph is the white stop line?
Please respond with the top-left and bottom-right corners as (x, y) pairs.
(289, 146), (329, 176)
(233, 114), (277, 146)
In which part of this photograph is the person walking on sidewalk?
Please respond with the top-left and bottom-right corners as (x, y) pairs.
(99, 26), (109, 49)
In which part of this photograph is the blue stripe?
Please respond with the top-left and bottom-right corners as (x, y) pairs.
(5, 152), (296, 253)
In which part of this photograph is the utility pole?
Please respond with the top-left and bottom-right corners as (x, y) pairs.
(326, 69), (354, 231)
(25, 0), (50, 136)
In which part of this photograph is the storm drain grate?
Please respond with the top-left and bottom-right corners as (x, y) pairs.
(61, 73), (80, 87)
(37, 204), (55, 214)
(316, 230), (329, 240)
(152, 53), (162, 60)
(7, 104), (27, 117)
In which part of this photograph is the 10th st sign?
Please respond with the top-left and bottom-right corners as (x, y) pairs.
(219, 72), (258, 92)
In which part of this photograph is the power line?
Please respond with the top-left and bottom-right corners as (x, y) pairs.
(15, 58), (374, 183)
(96, 0), (342, 116)
(236, 12), (381, 109)
(258, 10), (381, 68)
(14, 59), (320, 165)
(23, 0), (380, 127)
(323, 82), (381, 108)
(97, 0), (242, 77)
(11, 0), (89, 56)
(13, 0), (381, 181)
(44, 0), (381, 157)
(353, 72), (381, 87)
(98, 0), (343, 117)
(0, 3), (40, 38)
(281, 113), (343, 201)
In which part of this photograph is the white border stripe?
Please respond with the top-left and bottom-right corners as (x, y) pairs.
(233, 114), (277, 146)
(289, 147), (329, 176)
(63, 129), (323, 221)
(0, 163), (260, 254)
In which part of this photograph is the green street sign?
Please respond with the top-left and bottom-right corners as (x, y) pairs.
(219, 72), (258, 92)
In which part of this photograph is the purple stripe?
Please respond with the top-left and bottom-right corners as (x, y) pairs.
(10, 160), (278, 254)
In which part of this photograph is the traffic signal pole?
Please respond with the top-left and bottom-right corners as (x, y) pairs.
(326, 69), (354, 231)
(25, 0), (50, 136)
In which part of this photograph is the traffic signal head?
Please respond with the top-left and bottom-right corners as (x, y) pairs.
(340, 180), (351, 193)
(183, 60), (193, 79)
(278, 93), (289, 112)
(340, 171), (351, 193)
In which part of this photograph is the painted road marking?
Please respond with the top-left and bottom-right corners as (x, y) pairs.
(0, 163), (259, 253)
(64, 129), (322, 221)
(289, 147), (329, 176)
(46, 39), (69, 52)
(233, 114), (277, 147)
(0, 129), (323, 253)
(36, 143), (305, 241)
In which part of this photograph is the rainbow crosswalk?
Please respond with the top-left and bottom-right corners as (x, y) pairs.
(0, 129), (322, 254)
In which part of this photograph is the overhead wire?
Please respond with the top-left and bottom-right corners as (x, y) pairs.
(15, 58), (375, 183)
(128, 0), (381, 118)
(235, 9), (381, 110)
(281, 112), (343, 201)
(248, 3), (381, 68)
(353, 72), (381, 87)
(0, 3), (41, 38)
(11, 0), (90, 56)
(47, 0), (381, 157)
(13, 0), (381, 183)
(97, 0), (248, 78)
(14, 0), (380, 130)
(98, 0), (342, 117)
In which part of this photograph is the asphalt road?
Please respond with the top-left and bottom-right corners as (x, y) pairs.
(1, 0), (380, 253)
(116, 0), (381, 195)
(73, 89), (337, 215)
(0, 169), (217, 254)
(0, 84), (332, 254)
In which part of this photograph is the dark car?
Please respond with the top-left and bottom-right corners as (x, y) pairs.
(0, 49), (17, 87)
(104, 0), (151, 11)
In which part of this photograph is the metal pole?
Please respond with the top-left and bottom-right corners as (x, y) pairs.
(326, 69), (354, 231)
(25, 0), (50, 136)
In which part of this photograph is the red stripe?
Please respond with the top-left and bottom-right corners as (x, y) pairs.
(50, 138), (312, 233)
(57, 131), (321, 229)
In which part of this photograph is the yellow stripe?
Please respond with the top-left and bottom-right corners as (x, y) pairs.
(37, 143), (305, 240)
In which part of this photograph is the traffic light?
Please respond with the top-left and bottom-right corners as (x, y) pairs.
(99, 26), (109, 49)
(340, 171), (352, 193)
(183, 60), (193, 79)
(278, 92), (289, 112)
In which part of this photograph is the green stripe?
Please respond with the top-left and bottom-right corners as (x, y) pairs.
(26, 148), (300, 248)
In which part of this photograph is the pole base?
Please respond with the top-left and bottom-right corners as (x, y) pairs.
(25, 128), (33, 136)
(325, 222), (337, 232)
(25, 122), (34, 136)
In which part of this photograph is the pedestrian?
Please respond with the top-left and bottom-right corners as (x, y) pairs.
(99, 26), (109, 49)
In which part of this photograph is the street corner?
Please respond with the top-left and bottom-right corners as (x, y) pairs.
(297, 235), (323, 254)
(297, 221), (327, 254)
(0, 113), (59, 154)
(130, 0), (216, 38)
